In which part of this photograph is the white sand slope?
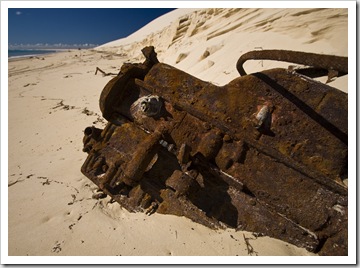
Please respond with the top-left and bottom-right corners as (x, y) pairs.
(6, 8), (349, 263)
(98, 8), (348, 91)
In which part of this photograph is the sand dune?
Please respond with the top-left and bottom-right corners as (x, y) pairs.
(6, 7), (351, 264)
(98, 8), (348, 91)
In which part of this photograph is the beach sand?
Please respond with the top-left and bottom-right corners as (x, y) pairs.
(6, 8), (349, 262)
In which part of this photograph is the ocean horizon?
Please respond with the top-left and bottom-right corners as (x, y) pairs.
(8, 49), (67, 59)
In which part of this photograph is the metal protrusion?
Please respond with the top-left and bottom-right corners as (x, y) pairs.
(160, 139), (176, 153)
(177, 143), (191, 164)
(159, 139), (168, 147)
(145, 202), (158, 216)
(255, 105), (272, 129)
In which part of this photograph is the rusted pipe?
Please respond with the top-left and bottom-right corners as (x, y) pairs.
(236, 49), (348, 76)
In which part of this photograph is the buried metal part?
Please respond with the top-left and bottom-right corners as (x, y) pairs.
(81, 46), (348, 256)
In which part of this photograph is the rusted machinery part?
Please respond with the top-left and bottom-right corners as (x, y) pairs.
(236, 49), (348, 76)
(99, 46), (159, 124)
(135, 77), (347, 196)
(83, 47), (348, 256)
(81, 121), (347, 255)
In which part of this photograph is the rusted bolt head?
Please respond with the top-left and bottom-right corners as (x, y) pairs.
(223, 134), (232, 143)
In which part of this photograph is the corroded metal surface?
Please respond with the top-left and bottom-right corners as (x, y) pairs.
(236, 49), (348, 77)
(81, 47), (348, 255)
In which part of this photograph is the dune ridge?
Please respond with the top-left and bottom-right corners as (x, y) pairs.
(97, 8), (347, 90)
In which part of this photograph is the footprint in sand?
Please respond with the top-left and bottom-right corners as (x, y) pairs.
(175, 52), (188, 64)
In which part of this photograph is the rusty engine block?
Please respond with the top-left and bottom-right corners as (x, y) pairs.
(81, 46), (348, 255)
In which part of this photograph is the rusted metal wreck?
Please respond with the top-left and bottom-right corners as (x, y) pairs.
(81, 46), (348, 255)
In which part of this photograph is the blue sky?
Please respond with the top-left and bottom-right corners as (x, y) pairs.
(8, 8), (175, 48)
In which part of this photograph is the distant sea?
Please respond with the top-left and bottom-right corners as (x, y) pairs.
(8, 49), (61, 59)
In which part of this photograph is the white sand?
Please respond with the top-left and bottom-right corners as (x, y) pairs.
(5, 7), (352, 264)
